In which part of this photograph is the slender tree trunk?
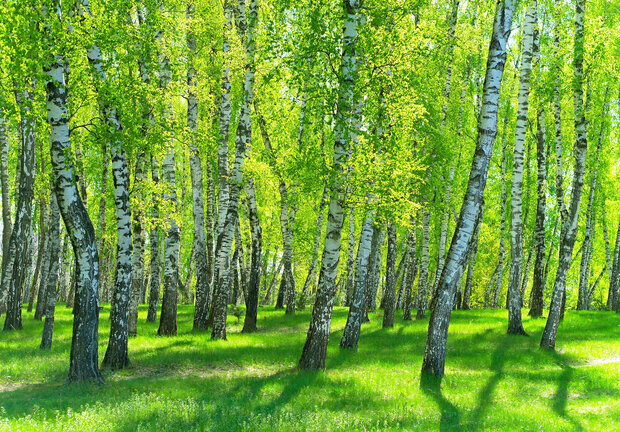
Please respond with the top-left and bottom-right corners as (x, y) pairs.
(345, 204), (356, 306)
(530, 108), (547, 317)
(382, 224), (397, 327)
(29, 193), (47, 313)
(366, 226), (384, 314)
(41, 192), (60, 349)
(421, 0), (515, 378)
(577, 94), (606, 310)
(612, 217), (620, 312)
(340, 212), (374, 349)
(147, 156), (161, 322)
(416, 211), (430, 318)
(158, 148), (180, 336)
(129, 154), (145, 336)
(34, 200), (51, 320)
(507, 0), (536, 335)
(97, 142), (108, 300)
(541, 0), (589, 349)
(242, 178), (261, 332)
(44, 36), (102, 382)
(299, 0), (361, 370)
(301, 185), (328, 308)
(188, 3), (210, 331)
(462, 202), (484, 310)
(0, 110), (11, 315)
(211, 0), (259, 340)
(3, 79), (36, 331)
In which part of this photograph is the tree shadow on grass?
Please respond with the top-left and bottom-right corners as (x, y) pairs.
(420, 373), (461, 432)
(548, 350), (584, 432)
(468, 332), (509, 431)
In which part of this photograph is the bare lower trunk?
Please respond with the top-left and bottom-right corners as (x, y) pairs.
(301, 186), (328, 308)
(147, 156), (161, 323)
(382, 224), (397, 327)
(541, 0), (588, 348)
(416, 211), (430, 319)
(242, 178), (261, 332)
(3, 79), (36, 331)
(299, 0), (360, 370)
(340, 212), (374, 349)
(41, 193), (60, 349)
(158, 149), (180, 336)
(422, 0), (515, 377)
(530, 108), (547, 317)
(129, 154), (145, 337)
(44, 41), (102, 382)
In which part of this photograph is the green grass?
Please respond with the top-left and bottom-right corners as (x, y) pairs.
(0, 304), (618, 431)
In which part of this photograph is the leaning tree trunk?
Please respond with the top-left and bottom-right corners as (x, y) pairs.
(340, 211), (374, 349)
(187, 3), (211, 332)
(210, 0), (258, 340)
(507, 0), (536, 335)
(529, 108), (547, 317)
(299, 0), (361, 370)
(34, 201), (51, 320)
(158, 148), (180, 336)
(29, 193), (47, 314)
(577, 94), (606, 310)
(101, 142), (133, 369)
(382, 224), (397, 328)
(147, 156), (161, 323)
(416, 211), (430, 318)
(44, 38), (102, 382)
(78, 0), (134, 368)
(421, 0), (516, 378)
(3, 80), (36, 331)
(344, 204), (356, 306)
(301, 185), (328, 308)
(129, 154), (145, 337)
(541, 0), (589, 349)
(41, 192), (60, 349)
(242, 178), (262, 332)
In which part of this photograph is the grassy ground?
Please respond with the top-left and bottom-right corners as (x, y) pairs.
(0, 304), (618, 431)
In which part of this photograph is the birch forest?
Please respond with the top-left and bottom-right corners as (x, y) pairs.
(0, 0), (619, 430)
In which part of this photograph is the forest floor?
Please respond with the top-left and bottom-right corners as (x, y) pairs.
(0, 304), (618, 431)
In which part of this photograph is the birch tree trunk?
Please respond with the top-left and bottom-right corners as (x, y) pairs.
(158, 148), (180, 336)
(416, 210), (430, 318)
(78, 0), (134, 367)
(0, 108), (11, 270)
(611, 218), (620, 312)
(577, 94), (606, 310)
(382, 224), (397, 327)
(211, 0), (258, 340)
(188, 3), (210, 331)
(41, 193), (60, 350)
(507, 0), (537, 335)
(34, 201), (51, 320)
(97, 142), (108, 300)
(366, 227), (384, 314)
(344, 204), (356, 306)
(299, 0), (361, 370)
(44, 36), (102, 382)
(147, 156), (161, 323)
(530, 108), (547, 317)
(541, 0), (589, 349)
(129, 154), (145, 337)
(301, 185), (328, 307)
(29, 192), (46, 313)
(3, 80), (36, 331)
(242, 177), (261, 332)
(421, 0), (515, 378)
(340, 212), (374, 349)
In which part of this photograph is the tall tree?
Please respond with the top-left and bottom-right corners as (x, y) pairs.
(507, 0), (537, 336)
(541, 0), (589, 349)
(421, 0), (516, 378)
(299, 0), (362, 370)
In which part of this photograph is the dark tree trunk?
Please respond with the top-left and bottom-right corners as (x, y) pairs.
(41, 193), (60, 349)
(382, 224), (397, 328)
(242, 178), (262, 333)
(3, 79), (37, 331)
(147, 156), (161, 323)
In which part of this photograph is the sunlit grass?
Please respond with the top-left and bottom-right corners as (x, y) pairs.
(0, 304), (618, 431)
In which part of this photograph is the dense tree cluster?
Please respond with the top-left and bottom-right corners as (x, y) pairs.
(0, 0), (618, 383)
